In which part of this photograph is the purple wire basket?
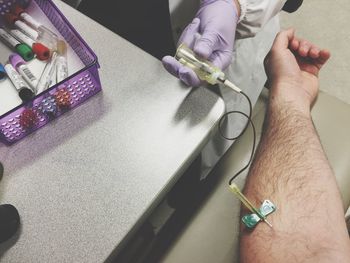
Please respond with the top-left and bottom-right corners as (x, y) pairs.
(0, 0), (101, 145)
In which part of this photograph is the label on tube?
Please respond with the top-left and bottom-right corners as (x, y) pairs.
(0, 28), (20, 47)
(20, 65), (37, 84)
(10, 29), (34, 47)
(4, 64), (34, 101)
(20, 13), (42, 30)
(0, 29), (34, 61)
(56, 57), (68, 83)
(10, 54), (38, 91)
(15, 20), (39, 40)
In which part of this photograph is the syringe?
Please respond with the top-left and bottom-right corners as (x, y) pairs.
(175, 43), (241, 93)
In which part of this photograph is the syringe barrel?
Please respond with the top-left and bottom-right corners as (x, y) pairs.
(175, 43), (224, 85)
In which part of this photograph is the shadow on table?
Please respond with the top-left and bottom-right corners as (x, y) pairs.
(173, 86), (222, 126)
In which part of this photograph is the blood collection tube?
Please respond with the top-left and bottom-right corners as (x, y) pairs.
(4, 64), (35, 102)
(4, 13), (39, 41)
(56, 40), (68, 83)
(36, 52), (58, 94)
(12, 6), (58, 50)
(9, 29), (51, 61)
(0, 28), (34, 61)
(0, 63), (6, 80)
(9, 54), (38, 92)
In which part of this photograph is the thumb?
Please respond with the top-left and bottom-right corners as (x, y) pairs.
(178, 18), (201, 48)
(193, 29), (219, 59)
(272, 28), (295, 51)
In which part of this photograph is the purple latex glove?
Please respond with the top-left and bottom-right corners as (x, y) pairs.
(162, 0), (239, 87)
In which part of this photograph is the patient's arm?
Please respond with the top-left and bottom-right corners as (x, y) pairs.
(239, 29), (350, 263)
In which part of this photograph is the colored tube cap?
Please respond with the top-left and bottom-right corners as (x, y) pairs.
(32, 43), (51, 61)
(12, 5), (25, 16)
(9, 54), (25, 70)
(4, 13), (18, 25)
(0, 64), (6, 80)
(17, 0), (31, 9)
(19, 88), (34, 102)
(15, 43), (34, 61)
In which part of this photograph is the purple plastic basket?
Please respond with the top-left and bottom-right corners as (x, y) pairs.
(0, 0), (101, 145)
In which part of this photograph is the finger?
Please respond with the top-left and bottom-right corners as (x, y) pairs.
(316, 49), (331, 66)
(272, 28), (295, 50)
(193, 26), (220, 59)
(208, 50), (233, 70)
(162, 56), (201, 86)
(299, 40), (313, 57)
(289, 37), (300, 51)
(178, 67), (202, 87)
(178, 18), (201, 49)
(309, 46), (321, 59)
(162, 56), (183, 77)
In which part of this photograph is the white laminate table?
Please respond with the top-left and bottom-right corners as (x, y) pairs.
(0, 1), (225, 262)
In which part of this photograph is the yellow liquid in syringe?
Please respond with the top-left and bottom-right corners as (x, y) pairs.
(175, 43), (241, 93)
(176, 44), (225, 85)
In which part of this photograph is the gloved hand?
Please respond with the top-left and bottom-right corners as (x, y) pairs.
(162, 0), (239, 87)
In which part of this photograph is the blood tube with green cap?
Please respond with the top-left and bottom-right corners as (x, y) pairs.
(0, 28), (34, 61)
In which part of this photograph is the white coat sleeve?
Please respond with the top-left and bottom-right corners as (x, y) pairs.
(236, 0), (287, 38)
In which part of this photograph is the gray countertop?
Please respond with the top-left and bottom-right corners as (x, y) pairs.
(0, 1), (225, 262)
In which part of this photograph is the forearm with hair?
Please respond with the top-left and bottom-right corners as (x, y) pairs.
(240, 101), (350, 263)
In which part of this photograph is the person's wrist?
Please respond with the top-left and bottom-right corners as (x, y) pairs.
(269, 82), (312, 117)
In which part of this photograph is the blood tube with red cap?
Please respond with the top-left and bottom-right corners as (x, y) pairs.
(9, 29), (50, 61)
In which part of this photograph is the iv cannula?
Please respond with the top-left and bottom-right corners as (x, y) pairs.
(229, 183), (273, 228)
